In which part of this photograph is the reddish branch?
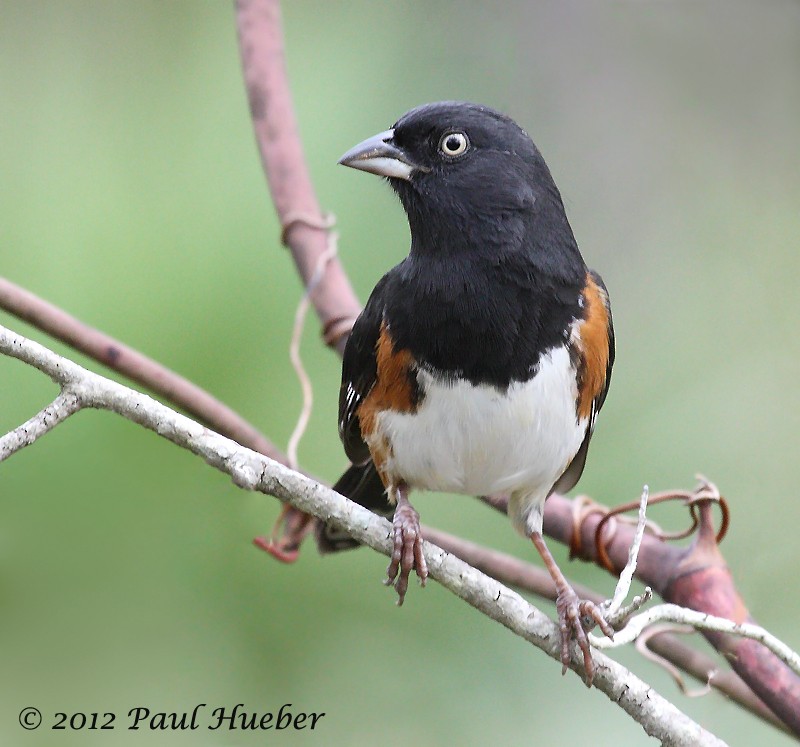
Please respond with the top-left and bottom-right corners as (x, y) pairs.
(542, 494), (800, 733)
(0, 278), (282, 462)
(235, 0), (361, 354)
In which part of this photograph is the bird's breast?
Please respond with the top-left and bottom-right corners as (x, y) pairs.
(370, 343), (588, 500)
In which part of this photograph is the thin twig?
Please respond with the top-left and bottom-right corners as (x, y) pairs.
(592, 603), (800, 676)
(604, 485), (650, 620)
(0, 388), (82, 462)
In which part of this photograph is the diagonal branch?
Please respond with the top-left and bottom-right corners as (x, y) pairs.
(0, 321), (727, 746)
(0, 388), (81, 462)
(2, 276), (781, 734)
(0, 276), (282, 461)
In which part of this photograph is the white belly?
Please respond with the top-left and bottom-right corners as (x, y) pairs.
(372, 345), (587, 530)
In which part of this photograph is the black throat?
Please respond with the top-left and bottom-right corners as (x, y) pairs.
(382, 133), (588, 390)
(382, 201), (586, 389)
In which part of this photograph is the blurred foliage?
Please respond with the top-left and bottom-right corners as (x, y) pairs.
(1, 2), (799, 745)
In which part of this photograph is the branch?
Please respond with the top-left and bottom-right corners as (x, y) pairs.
(0, 276), (283, 461)
(423, 525), (790, 735)
(0, 322), (727, 747)
(235, 0), (361, 354)
(0, 389), (81, 461)
(592, 604), (800, 677)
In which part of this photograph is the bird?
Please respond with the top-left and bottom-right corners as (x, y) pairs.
(328, 101), (615, 684)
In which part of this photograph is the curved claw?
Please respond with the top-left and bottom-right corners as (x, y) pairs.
(385, 500), (428, 605)
(556, 589), (614, 686)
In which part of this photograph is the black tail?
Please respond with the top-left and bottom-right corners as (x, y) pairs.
(315, 462), (392, 553)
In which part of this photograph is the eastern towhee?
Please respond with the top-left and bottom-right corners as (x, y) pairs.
(327, 101), (615, 683)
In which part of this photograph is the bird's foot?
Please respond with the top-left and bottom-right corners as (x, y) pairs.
(384, 498), (428, 605)
(555, 586), (615, 687)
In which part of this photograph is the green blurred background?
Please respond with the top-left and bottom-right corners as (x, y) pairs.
(1, 2), (799, 745)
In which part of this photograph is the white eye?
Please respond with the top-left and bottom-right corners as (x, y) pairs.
(439, 131), (469, 157)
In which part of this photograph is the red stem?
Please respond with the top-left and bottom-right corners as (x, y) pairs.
(0, 277), (282, 461)
(235, 0), (361, 354)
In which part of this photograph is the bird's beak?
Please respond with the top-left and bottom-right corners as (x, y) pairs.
(338, 129), (421, 181)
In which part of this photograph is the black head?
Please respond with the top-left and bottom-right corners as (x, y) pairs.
(339, 101), (584, 277)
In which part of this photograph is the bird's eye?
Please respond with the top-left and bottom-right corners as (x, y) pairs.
(439, 131), (469, 158)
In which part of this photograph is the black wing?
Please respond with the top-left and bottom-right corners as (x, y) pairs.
(338, 273), (391, 465)
(552, 270), (614, 494)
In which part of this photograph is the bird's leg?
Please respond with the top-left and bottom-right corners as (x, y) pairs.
(530, 531), (615, 686)
(384, 482), (428, 605)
